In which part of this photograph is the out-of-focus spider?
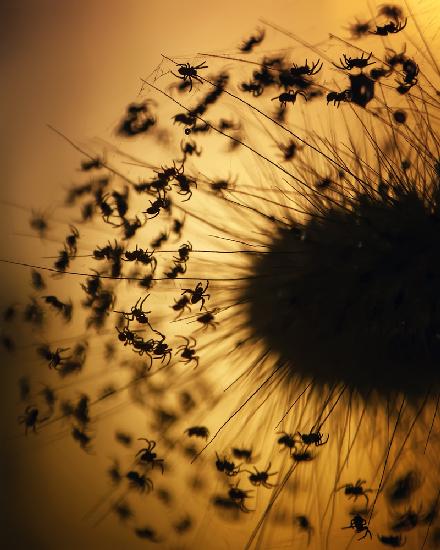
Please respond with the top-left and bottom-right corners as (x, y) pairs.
(337, 479), (373, 505)
(65, 225), (80, 255)
(295, 515), (314, 546)
(182, 281), (210, 310)
(71, 426), (92, 452)
(171, 60), (208, 92)
(334, 52), (374, 71)
(271, 89), (307, 108)
(292, 450), (315, 462)
(196, 311), (218, 330)
(245, 462), (278, 488)
(396, 58), (419, 91)
(126, 470), (154, 492)
(232, 447), (253, 463)
(294, 430), (329, 447)
(342, 514), (372, 540)
(216, 452), (241, 476)
(277, 431), (298, 454)
(177, 335), (199, 367)
(113, 500), (134, 522)
(18, 405), (39, 435)
(346, 18), (372, 39)
(240, 80), (264, 97)
(80, 156), (103, 171)
(327, 89), (351, 106)
(290, 59), (322, 77)
(228, 483), (253, 513)
(165, 259), (187, 279)
(240, 28), (265, 53)
(37, 345), (71, 369)
(136, 438), (164, 473)
(370, 18), (407, 35)
(180, 139), (201, 161)
(171, 295), (191, 318)
(134, 526), (161, 542)
(377, 534), (406, 547)
(185, 425), (209, 439)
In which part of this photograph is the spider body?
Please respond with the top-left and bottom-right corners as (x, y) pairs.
(246, 462), (277, 488)
(335, 52), (374, 71)
(136, 438), (164, 473)
(232, 447), (253, 462)
(174, 173), (197, 201)
(377, 535), (406, 547)
(240, 81), (264, 97)
(337, 479), (373, 505)
(228, 483), (253, 512)
(177, 336), (199, 367)
(271, 89), (307, 108)
(18, 405), (39, 434)
(126, 470), (154, 492)
(290, 59), (322, 77)
(171, 295), (191, 318)
(182, 281), (210, 310)
(165, 260), (187, 279)
(37, 345), (71, 369)
(240, 29), (265, 52)
(342, 514), (372, 540)
(327, 89), (351, 106)
(295, 431), (329, 447)
(71, 427), (92, 451)
(115, 295), (152, 325)
(172, 61), (208, 92)
(196, 311), (217, 330)
(152, 340), (172, 364)
(215, 453), (241, 476)
(116, 326), (141, 346)
(175, 241), (193, 262)
(185, 425), (209, 439)
(277, 432), (298, 454)
(144, 197), (170, 219)
(370, 18), (407, 35)
(124, 246), (157, 270)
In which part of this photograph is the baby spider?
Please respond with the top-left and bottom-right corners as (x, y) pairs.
(196, 310), (218, 330)
(215, 452), (241, 476)
(171, 295), (191, 319)
(337, 479), (373, 505)
(277, 432), (298, 454)
(244, 462), (278, 488)
(182, 281), (210, 310)
(37, 345), (71, 369)
(334, 52), (374, 71)
(115, 325), (143, 346)
(327, 89), (351, 106)
(177, 335), (199, 367)
(370, 18), (407, 35)
(377, 534), (406, 547)
(239, 28), (265, 53)
(290, 59), (322, 77)
(271, 89), (307, 109)
(228, 483), (253, 513)
(185, 426), (209, 439)
(152, 339), (172, 365)
(18, 405), (39, 435)
(115, 295), (152, 324)
(171, 60), (208, 92)
(136, 438), (164, 473)
(175, 241), (193, 262)
(342, 514), (372, 540)
(294, 430), (329, 447)
(126, 470), (154, 493)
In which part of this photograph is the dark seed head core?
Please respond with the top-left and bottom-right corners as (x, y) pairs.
(244, 184), (440, 402)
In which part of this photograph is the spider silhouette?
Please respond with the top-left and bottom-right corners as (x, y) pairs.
(171, 60), (208, 92)
(271, 90), (307, 108)
(136, 438), (164, 473)
(177, 335), (199, 367)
